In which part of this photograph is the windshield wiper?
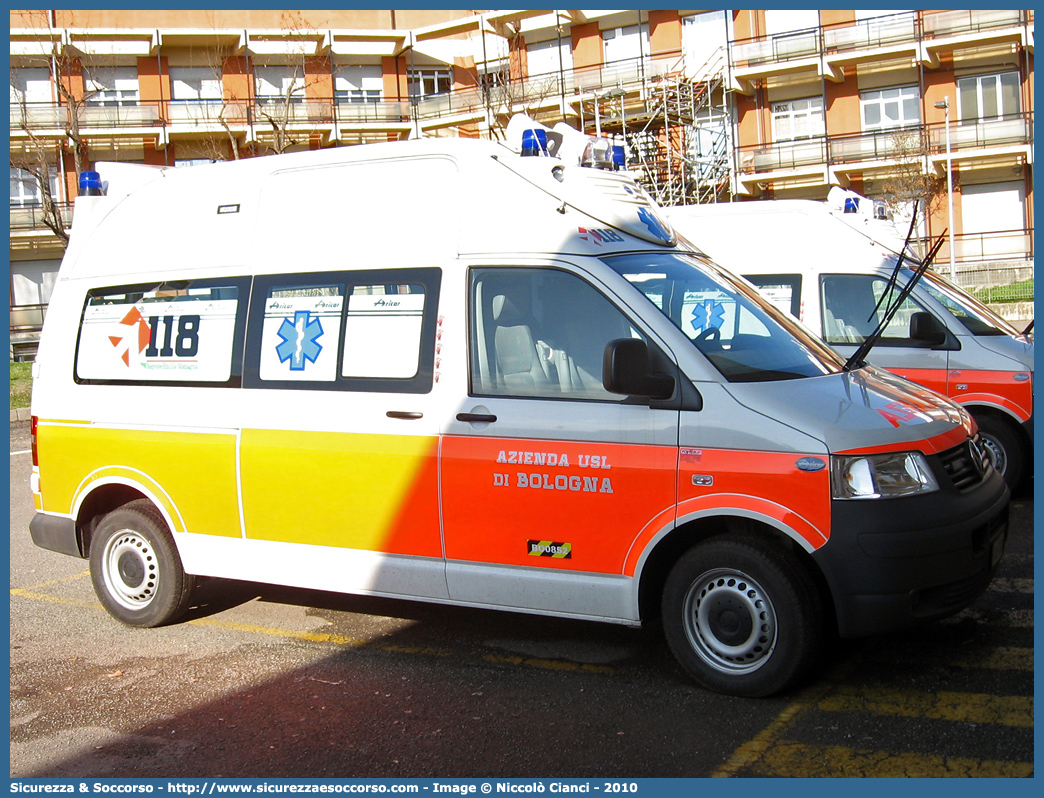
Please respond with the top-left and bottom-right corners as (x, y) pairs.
(843, 230), (947, 372)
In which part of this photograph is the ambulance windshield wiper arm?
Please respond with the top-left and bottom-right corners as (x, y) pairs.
(866, 208), (918, 328)
(842, 232), (946, 373)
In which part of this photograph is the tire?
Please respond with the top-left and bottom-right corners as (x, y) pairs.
(661, 535), (823, 697)
(975, 413), (1026, 491)
(89, 499), (195, 628)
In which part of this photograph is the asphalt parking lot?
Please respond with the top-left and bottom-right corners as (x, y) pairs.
(9, 420), (1034, 778)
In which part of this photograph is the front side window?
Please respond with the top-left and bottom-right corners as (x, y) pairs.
(76, 279), (248, 385)
(606, 252), (841, 382)
(744, 273), (803, 319)
(245, 269), (440, 393)
(772, 97), (824, 141)
(919, 269), (1020, 337)
(470, 267), (642, 401)
(821, 273), (933, 345)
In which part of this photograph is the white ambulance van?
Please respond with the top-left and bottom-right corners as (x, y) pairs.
(667, 198), (1034, 490)
(29, 117), (1009, 697)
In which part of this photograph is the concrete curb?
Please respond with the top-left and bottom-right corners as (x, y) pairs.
(11, 407), (31, 423)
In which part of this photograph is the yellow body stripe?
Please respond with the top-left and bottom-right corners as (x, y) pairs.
(238, 428), (440, 553)
(38, 424), (240, 538)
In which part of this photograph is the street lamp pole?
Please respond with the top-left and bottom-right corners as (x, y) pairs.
(934, 97), (956, 280)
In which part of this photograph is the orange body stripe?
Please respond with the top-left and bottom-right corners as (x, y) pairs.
(441, 435), (677, 574)
(889, 367), (1032, 423)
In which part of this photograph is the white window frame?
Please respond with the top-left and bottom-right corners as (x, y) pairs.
(10, 166), (60, 208)
(525, 37), (573, 79)
(860, 85), (920, 131)
(771, 96), (824, 142)
(957, 71), (1021, 123)
(84, 66), (139, 106)
(170, 67), (223, 103)
(408, 68), (452, 99)
(10, 67), (53, 105)
(602, 25), (649, 65)
(334, 65), (383, 103)
(254, 65), (306, 102)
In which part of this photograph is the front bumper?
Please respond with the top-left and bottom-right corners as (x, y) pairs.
(812, 465), (1009, 638)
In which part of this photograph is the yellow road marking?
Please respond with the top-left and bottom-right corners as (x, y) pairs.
(484, 653), (614, 675)
(818, 687), (1033, 727)
(16, 570), (92, 591)
(711, 679), (837, 778)
(754, 742), (1033, 778)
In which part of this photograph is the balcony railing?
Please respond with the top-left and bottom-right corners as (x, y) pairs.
(731, 9), (1031, 67)
(10, 303), (48, 333)
(828, 127), (925, 164)
(738, 137), (827, 173)
(928, 113), (1034, 153)
(10, 201), (74, 232)
(739, 114), (1032, 176)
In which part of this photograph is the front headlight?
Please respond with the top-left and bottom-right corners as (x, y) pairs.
(831, 451), (939, 499)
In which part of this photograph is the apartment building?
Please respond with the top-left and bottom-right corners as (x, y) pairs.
(9, 9), (1034, 359)
(728, 9), (1034, 268)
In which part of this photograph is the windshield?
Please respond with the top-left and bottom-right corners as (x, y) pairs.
(604, 251), (844, 382)
(914, 266), (1023, 337)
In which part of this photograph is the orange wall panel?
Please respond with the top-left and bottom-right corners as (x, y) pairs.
(571, 22), (602, 70)
(648, 10), (681, 56)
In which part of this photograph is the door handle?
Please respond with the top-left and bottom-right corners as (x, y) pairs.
(386, 411), (423, 420)
(456, 412), (497, 423)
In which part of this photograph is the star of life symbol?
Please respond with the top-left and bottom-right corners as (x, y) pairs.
(276, 310), (324, 371)
(691, 299), (726, 335)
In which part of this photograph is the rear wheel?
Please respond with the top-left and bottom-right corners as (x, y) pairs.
(89, 499), (195, 627)
(662, 535), (822, 697)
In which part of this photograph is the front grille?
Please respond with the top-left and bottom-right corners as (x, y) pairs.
(938, 437), (988, 492)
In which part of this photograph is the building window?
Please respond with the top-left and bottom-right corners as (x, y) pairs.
(84, 66), (139, 106)
(10, 167), (42, 207)
(254, 65), (305, 102)
(334, 65), (382, 103)
(408, 68), (451, 99)
(170, 67), (223, 103)
(525, 38), (572, 79)
(10, 166), (61, 208)
(771, 97), (824, 141)
(10, 67), (52, 106)
(602, 25), (649, 65)
(861, 85), (920, 130)
(958, 72), (1021, 123)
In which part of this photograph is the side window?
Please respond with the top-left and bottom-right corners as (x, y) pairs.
(744, 273), (802, 319)
(821, 274), (931, 345)
(75, 278), (249, 385)
(245, 269), (440, 393)
(469, 267), (640, 401)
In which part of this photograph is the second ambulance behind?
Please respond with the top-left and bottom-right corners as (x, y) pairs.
(667, 198), (1033, 490)
(29, 118), (1009, 697)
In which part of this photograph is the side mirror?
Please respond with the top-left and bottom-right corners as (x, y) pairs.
(603, 338), (675, 400)
(910, 311), (948, 347)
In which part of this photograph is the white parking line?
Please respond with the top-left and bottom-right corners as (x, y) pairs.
(11, 450), (31, 456)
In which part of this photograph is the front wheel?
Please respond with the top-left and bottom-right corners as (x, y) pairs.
(975, 413), (1026, 491)
(662, 536), (823, 697)
(89, 499), (196, 627)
